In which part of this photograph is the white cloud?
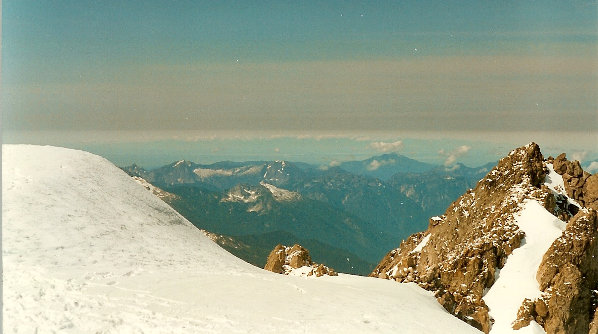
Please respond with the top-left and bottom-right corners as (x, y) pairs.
(439, 145), (471, 167)
(586, 161), (598, 173)
(274, 147), (280, 153)
(571, 151), (587, 162)
(367, 158), (396, 171)
(370, 140), (403, 153)
(329, 160), (341, 167)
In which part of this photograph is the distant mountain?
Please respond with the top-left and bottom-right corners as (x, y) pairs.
(122, 154), (495, 271)
(339, 153), (436, 180)
(161, 182), (390, 263)
(388, 162), (496, 216)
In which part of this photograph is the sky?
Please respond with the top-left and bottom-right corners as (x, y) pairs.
(2, 1), (597, 168)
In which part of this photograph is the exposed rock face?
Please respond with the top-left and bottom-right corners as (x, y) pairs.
(550, 153), (597, 209)
(527, 209), (598, 333)
(264, 244), (337, 277)
(371, 143), (598, 333)
(371, 143), (548, 332)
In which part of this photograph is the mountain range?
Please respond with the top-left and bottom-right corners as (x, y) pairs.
(122, 153), (493, 274)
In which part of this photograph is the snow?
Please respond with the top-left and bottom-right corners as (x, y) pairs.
(2, 145), (481, 334)
(483, 200), (566, 333)
(544, 164), (566, 195)
(260, 181), (301, 201)
(193, 167), (234, 178)
(411, 234), (431, 253)
(544, 163), (581, 209)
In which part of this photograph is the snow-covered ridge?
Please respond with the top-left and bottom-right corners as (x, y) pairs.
(132, 175), (178, 201)
(260, 181), (302, 201)
(2, 145), (481, 333)
(194, 165), (263, 178)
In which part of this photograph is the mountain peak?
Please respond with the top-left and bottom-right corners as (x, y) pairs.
(371, 143), (598, 333)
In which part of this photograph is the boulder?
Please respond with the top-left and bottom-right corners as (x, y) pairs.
(264, 243), (337, 277)
(264, 244), (286, 274)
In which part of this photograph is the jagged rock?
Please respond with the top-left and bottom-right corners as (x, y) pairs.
(264, 244), (286, 274)
(551, 153), (595, 207)
(371, 143), (598, 333)
(371, 143), (545, 333)
(512, 298), (535, 330)
(584, 175), (598, 209)
(309, 263), (337, 277)
(287, 244), (312, 268)
(535, 210), (598, 334)
(264, 243), (337, 277)
(554, 153), (568, 175)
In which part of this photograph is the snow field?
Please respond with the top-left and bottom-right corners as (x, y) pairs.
(2, 145), (481, 333)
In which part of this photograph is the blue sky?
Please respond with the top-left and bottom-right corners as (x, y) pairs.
(2, 1), (597, 167)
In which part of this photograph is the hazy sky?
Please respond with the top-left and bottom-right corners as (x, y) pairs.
(2, 1), (597, 166)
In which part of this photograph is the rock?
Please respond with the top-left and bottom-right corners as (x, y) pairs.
(535, 298), (548, 318)
(584, 175), (598, 207)
(554, 153), (568, 175)
(535, 210), (598, 333)
(372, 143), (598, 333)
(590, 307), (598, 334)
(287, 244), (312, 268)
(568, 160), (584, 178)
(371, 143), (544, 333)
(512, 298), (535, 330)
(264, 243), (337, 277)
(264, 244), (286, 274)
(309, 263), (337, 277)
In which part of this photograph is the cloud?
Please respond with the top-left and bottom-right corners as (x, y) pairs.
(571, 151), (588, 162)
(439, 145), (471, 166)
(586, 161), (598, 173)
(370, 140), (403, 153)
(274, 147), (280, 153)
(367, 158), (396, 171)
(329, 160), (341, 167)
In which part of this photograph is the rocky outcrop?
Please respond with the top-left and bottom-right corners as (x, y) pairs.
(550, 153), (597, 209)
(514, 209), (598, 334)
(372, 143), (598, 333)
(264, 244), (337, 277)
(371, 143), (549, 332)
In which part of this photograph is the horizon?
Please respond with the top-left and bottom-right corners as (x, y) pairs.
(2, 1), (597, 168)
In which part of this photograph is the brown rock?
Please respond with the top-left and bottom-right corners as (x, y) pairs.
(584, 174), (598, 204)
(512, 298), (535, 330)
(553, 153), (568, 175)
(371, 143), (546, 333)
(589, 306), (598, 334)
(567, 160), (583, 178)
(264, 244), (286, 274)
(287, 244), (312, 268)
(264, 243), (337, 277)
(536, 210), (598, 334)
(535, 298), (548, 318)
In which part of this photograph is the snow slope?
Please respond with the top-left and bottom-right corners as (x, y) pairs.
(483, 200), (566, 333)
(2, 145), (481, 333)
